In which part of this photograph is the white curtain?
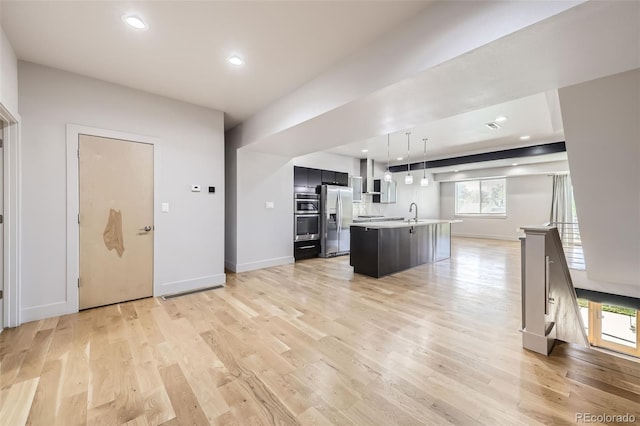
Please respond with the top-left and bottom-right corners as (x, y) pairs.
(550, 174), (575, 242)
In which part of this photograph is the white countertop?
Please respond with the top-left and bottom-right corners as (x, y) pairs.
(352, 216), (405, 223)
(350, 219), (460, 229)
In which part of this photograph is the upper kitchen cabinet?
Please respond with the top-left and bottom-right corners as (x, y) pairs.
(294, 166), (308, 187)
(295, 166), (349, 187)
(336, 172), (349, 186)
(308, 168), (322, 187)
(321, 170), (335, 185)
(321, 170), (348, 186)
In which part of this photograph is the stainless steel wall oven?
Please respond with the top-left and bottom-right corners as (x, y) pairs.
(294, 214), (320, 242)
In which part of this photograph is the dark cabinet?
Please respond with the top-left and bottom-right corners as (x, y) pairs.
(294, 166), (308, 187)
(321, 170), (335, 185)
(308, 168), (322, 188)
(336, 172), (349, 186)
(350, 223), (452, 277)
(351, 227), (411, 277)
(295, 166), (348, 188)
(372, 179), (381, 203)
(349, 227), (379, 276)
(294, 240), (320, 260)
(321, 170), (348, 186)
(379, 228), (411, 275)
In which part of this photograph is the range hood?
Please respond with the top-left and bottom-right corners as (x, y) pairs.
(360, 158), (380, 194)
(359, 158), (397, 203)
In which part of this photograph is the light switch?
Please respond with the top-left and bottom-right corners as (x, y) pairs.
(161, 203), (170, 213)
(265, 201), (275, 209)
(191, 184), (201, 192)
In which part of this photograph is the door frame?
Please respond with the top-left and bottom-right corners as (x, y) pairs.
(66, 124), (160, 312)
(0, 103), (20, 328)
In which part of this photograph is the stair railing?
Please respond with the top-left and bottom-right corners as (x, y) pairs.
(521, 226), (589, 355)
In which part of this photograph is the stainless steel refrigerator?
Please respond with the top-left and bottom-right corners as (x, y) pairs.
(320, 184), (353, 257)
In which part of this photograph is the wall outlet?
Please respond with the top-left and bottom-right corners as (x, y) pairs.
(265, 201), (275, 209)
(191, 184), (201, 192)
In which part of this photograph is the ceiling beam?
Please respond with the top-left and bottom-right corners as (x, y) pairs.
(389, 142), (566, 172)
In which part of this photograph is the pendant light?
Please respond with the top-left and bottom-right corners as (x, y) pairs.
(383, 133), (392, 182)
(420, 137), (429, 187)
(404, 132), (413, 185)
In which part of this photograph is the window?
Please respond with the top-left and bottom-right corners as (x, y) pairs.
(455, 178), (506, 216)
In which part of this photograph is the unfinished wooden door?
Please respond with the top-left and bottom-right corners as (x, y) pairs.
(79, 134), (153, 309)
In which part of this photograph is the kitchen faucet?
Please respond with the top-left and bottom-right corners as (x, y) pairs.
(409, 202), (418, 223)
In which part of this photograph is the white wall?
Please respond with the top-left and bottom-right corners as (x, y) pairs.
(19, 62), (226, 322)
(357, 170), (440, 219)
(440, 174), (553, 241)
(559, 69), (640, 290)
(387, 171), (440, 219)
(233, 148), (293, 272)
(293, 151), (360, 177)
(0, 27), (18, 116)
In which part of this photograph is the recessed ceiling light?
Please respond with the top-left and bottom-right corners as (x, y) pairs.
(361, 149), (368, 153)
(122, 14), (147, 30)
(397, 157), (403, 161)
(454, 169), (460, 172)
(512, 163), (519, 166)
(520, 135), (531, 140)
(495, 116), (508, 122)
(228, 56), (244, 66)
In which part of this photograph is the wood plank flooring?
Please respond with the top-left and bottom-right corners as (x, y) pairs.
(2, 237), (640, 425)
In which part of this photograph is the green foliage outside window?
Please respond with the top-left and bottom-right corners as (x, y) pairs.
(577, 298), (635, 317)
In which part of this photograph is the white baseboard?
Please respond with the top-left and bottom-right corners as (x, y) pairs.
(19, 274), (227, 324)
(21, 301), (76, 324)
(452, 232), (521, 241)
(233, 256), (294, 273)
(155, 273), (226, 297)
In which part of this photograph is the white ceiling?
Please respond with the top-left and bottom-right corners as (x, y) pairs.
(0, 0), (431, 129)
(245, 1), (638, 165)
(327, 91), (565, 166)
(3, 1), (637, 169)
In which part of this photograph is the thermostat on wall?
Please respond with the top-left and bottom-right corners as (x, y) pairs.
(191, 184), (201, 192)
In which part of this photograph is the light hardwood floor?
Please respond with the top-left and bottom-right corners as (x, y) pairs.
(1, 238), (639, 425)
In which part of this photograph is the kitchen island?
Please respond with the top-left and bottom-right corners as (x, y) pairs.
(350, 219), (456, 278)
